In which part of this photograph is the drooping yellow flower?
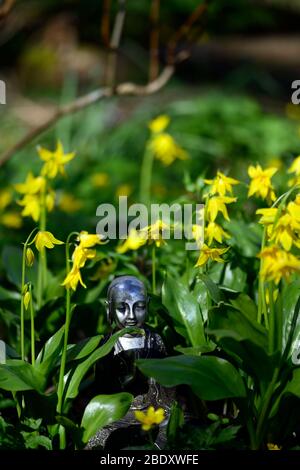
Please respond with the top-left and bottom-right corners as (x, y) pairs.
(59, 193), (83, 213)
(91, 172), (109, 188)
(206, 196), (237, 222)
(256, 208), (278, 226)
(204, 171), (239, 197)
(33, 231), (63, 252)
(72, 245), (96, 269)
(15, 173), (46, 195)
(149, 133), (188, 166)
(270, 213), (300, 251)
(258, 245), (300, 284)
(288, 155), (300, 176)
(205, 222), (230, 246)
(248, 165), (277, 203)
(192, 224), (204, 246)
(142, 220), (171, 247)
(134, 406), (165, 431)
(117, 229), (147, 254)
(195, 244), (229, 267)
(25, 247), (35, 267)
(18, 194), (42, 222)
(37, 141), (75, 179)
(61, 267), (86, 291)
(0, 212), (22, 229)
(0, 189), (12, 211)
(267, 443), (281, 451)
(148, 115), (170, 134)
(77, 231), (103, 248)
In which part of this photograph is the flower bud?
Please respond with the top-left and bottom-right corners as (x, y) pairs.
(23, 291), (31, 310)
(25, 247), (35, 267)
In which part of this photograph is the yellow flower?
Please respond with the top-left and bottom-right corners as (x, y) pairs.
(18, 194), (42, 222)
(0, 189), (12, 211)
(205, 222), (230, 246)
(134, 406), (165, 431)
(91, 172), (109, 188)
(142, 220), (170, 247)
(23, 291), (31, 311)
(288, 155), (300, 176)
(248, 165), (277, 203)
(195, 244), (229, 267)
(116, 184), (133, 198)
(61, 267), (86, 291)
(25, 247), (35, 267)
(37, 140), (75, 179)
(59, 193), (83, 213)
(149, 133), (188, 166)
(72, 245), (96, 269)
(270, 213), (300, 251)
(258, 245), (300, 284)
(148, 115), (170, 134)
(0, 212), (22, 229)
(33, 231), (63, 252)
(256, 208), (278, 226)
(15, 173), (45, 195)
(77, 231), (103, 248)
(192, 224), (204, 246)
(204, 171), (239, 196)
(206, 196), (237, 222)
(117, 229), (147, 254)
(267, 443), (281, 450)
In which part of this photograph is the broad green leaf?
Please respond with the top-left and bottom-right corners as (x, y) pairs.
(197, 274), (223, 304)
(35, 326), (65, 377)
(63, 327), (138, 404)
(162, 274), (207, 348)
(282, 280), (300, 359)
(207, 303), (275, 383)
(66, 335), (102, 363)
(81, 393), (133, 444)
(0, 360), (45, 392)
(137, 355), (246, 400)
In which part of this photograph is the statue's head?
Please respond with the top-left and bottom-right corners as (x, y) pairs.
(106, 276), (148, 329)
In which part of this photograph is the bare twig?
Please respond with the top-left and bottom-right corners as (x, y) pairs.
(0, 0), (15, 18)
(149, 0), (160, 82)
(167, 1), (208, 65)
(0, 66), (175, 167)
(106, 0), (127, 88)
(101, 0), (111, 47)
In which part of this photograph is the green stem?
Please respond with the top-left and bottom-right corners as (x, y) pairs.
(268, 282), (275, 354)
(37, 186), (47, 309)
(20, 228), (38, 360)
(56, 232), (78, 450)
(152, 244), (156, 294)
(255, 367), (280, 449)
(140, 145), (154, 206)
(29, 284), (35, 366)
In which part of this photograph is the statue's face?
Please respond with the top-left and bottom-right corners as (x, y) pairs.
(109, 280), (147, 329)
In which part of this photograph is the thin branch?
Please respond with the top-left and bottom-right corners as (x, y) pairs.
(149, 0), (160, 82)
(101, 0), (111, 48)
(106, 0), (127, 88)
(0, 66), (175, 167)
(0, 0), (15, 18)
(167, 1), (208, 65)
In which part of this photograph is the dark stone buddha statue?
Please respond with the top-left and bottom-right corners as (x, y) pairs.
(86, 275), (175, 450)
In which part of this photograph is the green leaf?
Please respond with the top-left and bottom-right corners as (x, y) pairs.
(282, 280), (300, 360)
(137, 355), (246, 400)
(167, 402), (184, 445)
(0, 360), (46, 392)
(81, 393), (133, 444)
(63, 327), (139, 404)
(162, 274), (207, 348)
(35, 326), (65, 377)
(66, 335), (102, 363)
(197, 274), (223, 304)
(207, 303), (275, 383)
